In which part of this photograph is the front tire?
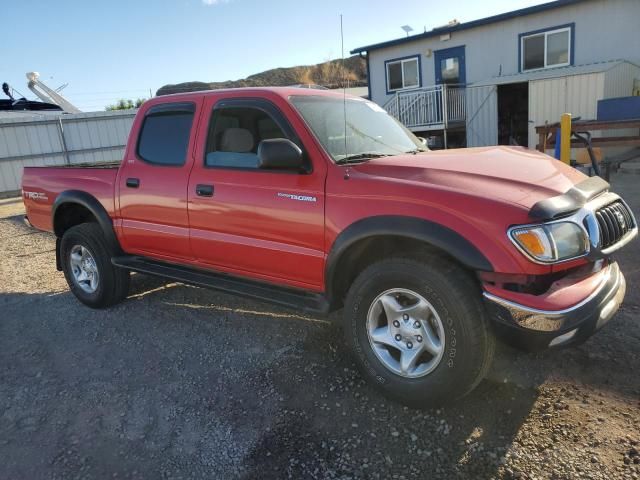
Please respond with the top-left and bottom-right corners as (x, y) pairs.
(61, 223), (130, 308)
(343, 256), (494, 407)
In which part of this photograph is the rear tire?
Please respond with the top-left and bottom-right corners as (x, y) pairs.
(61, 223), (130, 309)
(343, 256), (494, 407)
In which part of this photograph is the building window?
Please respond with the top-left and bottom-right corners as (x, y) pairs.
(520, 25), (573, 72)
(386, 56), (420, 92)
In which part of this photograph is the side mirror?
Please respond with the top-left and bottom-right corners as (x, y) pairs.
(257, 138), (304, 170)
(417, 136), (428, 146)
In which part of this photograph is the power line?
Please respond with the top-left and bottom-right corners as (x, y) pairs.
(64, 89), (152, 95)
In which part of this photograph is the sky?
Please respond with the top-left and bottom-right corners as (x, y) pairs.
(3, 0), (549, 111)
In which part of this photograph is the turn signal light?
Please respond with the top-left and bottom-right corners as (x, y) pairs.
(512, 228), (553, 260)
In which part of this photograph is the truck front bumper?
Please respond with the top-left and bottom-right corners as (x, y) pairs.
(483, 262), (625, 351)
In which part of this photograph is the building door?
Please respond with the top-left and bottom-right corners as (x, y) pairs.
(434, 46), (466, 85)
(497, 82), (529, 147)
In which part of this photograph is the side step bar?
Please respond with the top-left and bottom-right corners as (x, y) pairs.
(111, 255), (330, 316)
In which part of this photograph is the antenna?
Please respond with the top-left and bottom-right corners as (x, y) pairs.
(341, 14), (348, 161)
(26, 72), (81, 113)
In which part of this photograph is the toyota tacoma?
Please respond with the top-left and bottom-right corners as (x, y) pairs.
(22, 88), (637, 406)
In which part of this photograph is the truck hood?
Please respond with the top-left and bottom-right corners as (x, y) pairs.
(353, 146), (587, 209)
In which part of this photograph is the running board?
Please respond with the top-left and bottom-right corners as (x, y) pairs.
(111, 256), (330, 316)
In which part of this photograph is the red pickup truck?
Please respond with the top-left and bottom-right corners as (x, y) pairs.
(22, 87), (636, 406)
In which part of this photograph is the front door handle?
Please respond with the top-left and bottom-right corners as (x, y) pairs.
(196, 184), (214, 197)
(126, 178), (140, 188)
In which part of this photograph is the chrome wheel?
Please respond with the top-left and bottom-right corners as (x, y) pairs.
(366, 288), (445, 378)
(69, 245), (99, 294)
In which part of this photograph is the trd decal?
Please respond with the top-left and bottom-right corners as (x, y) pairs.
(23, 190), (49, 201)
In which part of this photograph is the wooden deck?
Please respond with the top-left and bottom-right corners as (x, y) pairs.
(535, 118), (640, 152)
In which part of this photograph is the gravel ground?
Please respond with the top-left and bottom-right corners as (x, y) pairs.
(1, 170), (639, 480)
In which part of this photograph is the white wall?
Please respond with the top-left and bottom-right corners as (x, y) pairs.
(528, 62), (640, 156)
(604, 62), (640, 98)
(528, 72), (605, 150)
(368, 0), (640, 106)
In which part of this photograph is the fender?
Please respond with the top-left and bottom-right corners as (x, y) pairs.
(52, 190), (122, 269)
(325, 215), (493, 302)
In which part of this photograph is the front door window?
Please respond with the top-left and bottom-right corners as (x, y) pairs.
(440, 57), (460, 84)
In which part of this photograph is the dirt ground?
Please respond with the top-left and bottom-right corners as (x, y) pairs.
(0, 170), (638, 480)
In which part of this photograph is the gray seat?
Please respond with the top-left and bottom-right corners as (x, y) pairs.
(206, 128), (258, 168)
(219, 128), (254, 152)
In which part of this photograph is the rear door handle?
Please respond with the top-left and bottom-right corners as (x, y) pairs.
(196, 184), (214, 197)
(126, 178), (140, 188)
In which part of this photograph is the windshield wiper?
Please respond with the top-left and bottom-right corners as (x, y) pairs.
(405, 148), (428, 154)
(335, 153), (390, 164)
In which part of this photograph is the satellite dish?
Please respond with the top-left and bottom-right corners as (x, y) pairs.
(401, 25), (413, 37)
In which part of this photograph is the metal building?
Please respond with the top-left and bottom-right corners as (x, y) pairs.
(0, 110), (135, 194)
(351, 0), (640, 149)
(466, 60), (640, 149)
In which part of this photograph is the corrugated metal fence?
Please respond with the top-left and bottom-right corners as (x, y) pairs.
(466, 85), (498, 147)
(0, 110), (135, 194)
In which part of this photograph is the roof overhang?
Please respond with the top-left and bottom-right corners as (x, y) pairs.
(350, 0), (588, 55)
(468, 60), (636, 87)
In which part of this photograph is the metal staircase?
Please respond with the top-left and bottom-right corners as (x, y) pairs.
(383, 84), (466, 132)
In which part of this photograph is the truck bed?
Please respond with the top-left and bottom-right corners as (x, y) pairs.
(22, 164), (119, 232)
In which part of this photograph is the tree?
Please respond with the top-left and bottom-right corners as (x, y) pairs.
(105, 98), (146, 111)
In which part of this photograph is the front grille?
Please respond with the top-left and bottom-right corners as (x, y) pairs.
(595, 201), (635, 249)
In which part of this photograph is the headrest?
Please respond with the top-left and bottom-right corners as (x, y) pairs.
(219, 128), (253, 153)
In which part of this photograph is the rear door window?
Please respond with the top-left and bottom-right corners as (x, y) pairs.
(137, 103), (195, 166)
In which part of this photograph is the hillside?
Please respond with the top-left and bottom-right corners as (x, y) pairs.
(156, 56), (366, 96)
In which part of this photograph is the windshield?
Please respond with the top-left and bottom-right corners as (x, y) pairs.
(290, 95), (426, 162)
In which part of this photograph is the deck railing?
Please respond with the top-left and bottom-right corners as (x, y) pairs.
(383, 84), (466, 129)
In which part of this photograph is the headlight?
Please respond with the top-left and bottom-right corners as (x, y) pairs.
(509, 221), (589, 263)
